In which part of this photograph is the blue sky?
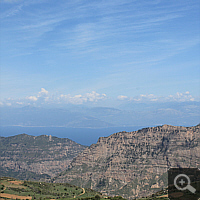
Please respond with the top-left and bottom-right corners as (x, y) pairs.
(0, 0), (200, 107)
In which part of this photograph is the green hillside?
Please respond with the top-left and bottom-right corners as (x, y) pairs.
(0, 177), (127, 200)
(0, 177), (170, 200)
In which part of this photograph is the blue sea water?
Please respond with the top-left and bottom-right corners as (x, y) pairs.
(0, 126), (144, 146)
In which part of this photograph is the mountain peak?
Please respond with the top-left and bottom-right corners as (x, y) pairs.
(54, 124), (200, 199)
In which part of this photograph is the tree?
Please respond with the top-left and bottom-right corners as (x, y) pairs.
(94, 195), (101, 200)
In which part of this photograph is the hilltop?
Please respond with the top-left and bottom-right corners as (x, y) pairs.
(0, 134), (86, 181)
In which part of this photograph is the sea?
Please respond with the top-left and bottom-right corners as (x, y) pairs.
(0, 126), (145, 146)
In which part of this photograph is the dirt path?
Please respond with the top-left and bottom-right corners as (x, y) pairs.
(0, 193), (32, 200)
(158, 194), (168, 197)
(74, 188), (85, 198)
(78, 188), (85, 196)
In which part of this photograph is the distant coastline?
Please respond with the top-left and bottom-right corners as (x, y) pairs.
(0, 125), (146, 146)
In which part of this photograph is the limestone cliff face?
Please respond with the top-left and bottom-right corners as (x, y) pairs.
(54, 124), (200, 199)
(0, 134), (86, 181)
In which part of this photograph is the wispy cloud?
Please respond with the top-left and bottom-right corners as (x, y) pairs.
(0, 3), (23, 18)
(2, 0), (22, 3)
(1, 0), (198, 57)
(1, 0), (199, 102)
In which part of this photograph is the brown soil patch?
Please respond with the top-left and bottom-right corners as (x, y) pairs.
(9, 180), (23, 185)
(170, 192), (184, 198)
(0, 193), (32, 200)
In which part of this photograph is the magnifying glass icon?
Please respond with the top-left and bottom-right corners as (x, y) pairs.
(174, 174), (196, 194)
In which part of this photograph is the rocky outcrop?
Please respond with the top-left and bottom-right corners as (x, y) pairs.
(53, 124), (200, 199)
(0, 134), (86, 181)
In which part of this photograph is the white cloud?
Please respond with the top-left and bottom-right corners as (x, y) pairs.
(26, 96), (38, 101)
(131, 92), (196, 103)
(59, 91), (107, 104)
(59, 94), (70, 99)
(133, 94), (157, 102)
(38, 88), (48, 97)
(85, 91), (106, 102)
(1, 89), (198, 107)
(166, 91), (195, 102)
(16, 102), (23, 105)
(27, 88), (49, 102)
(150, 98), (158, 102)
(117, 95), (128, 100)
(44, 96), (50, 102)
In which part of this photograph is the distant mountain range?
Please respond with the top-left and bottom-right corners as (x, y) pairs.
(0, 101), (200, 128)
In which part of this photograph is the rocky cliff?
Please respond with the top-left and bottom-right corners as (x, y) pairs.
(0, 134), (86, 181)
(53, 124), (200, 199)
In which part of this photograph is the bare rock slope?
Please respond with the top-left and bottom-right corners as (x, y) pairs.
(0, 134), (86, 181)
(53, 124), (200, 199)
